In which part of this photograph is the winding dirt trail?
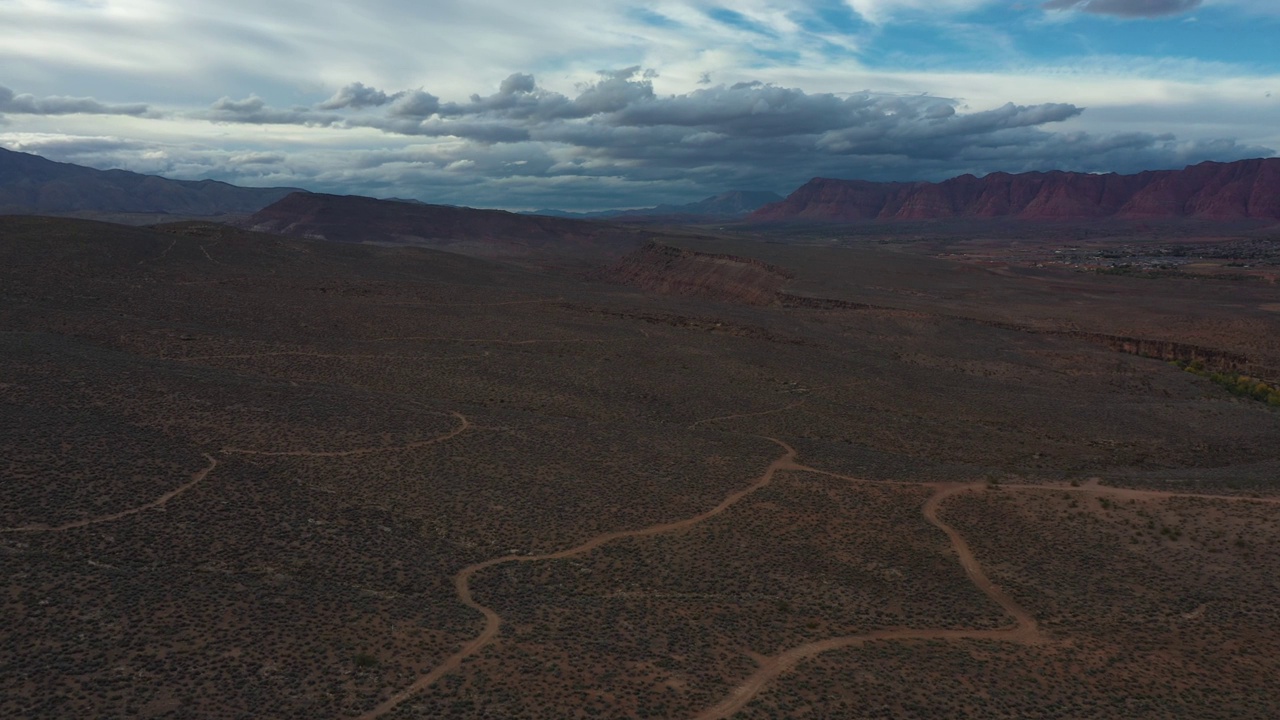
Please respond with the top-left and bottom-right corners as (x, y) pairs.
(691, 482), (1041, 720)
(690, 474), (1280, 719)
(171, 351), (486, 362)
(198, 244), (223, 265)
(689, 401), (806, 429)
(788, 458), (921, 486)
(337, 409), (1274, 719)
(222, 411), (469, 458)
(692, 625), (1030, 720)
(370, 336), (613, 345)
(1, 454), (218, 534)
(357, 438), (797, 720)
(785, 463), (1280, 508)
(137, 238), (177, 265)
(384, 297), (563, 308)
(1003, 480), (1280, 506)
(924, 484), (1040, 640)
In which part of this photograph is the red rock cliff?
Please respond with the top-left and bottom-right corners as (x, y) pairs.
(751, 158), (1280, 222)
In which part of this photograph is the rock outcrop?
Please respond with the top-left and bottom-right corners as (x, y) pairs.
(751, 158), (1280, 222)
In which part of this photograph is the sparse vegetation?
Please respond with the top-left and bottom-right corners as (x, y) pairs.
(2, 216), (1278, 719)
(1175, 359), (1280, 406)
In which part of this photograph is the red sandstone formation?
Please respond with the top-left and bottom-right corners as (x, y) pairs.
(751, 158), (1280, 222)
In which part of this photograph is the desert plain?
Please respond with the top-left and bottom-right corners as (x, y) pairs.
(3, 213), (1280, 719)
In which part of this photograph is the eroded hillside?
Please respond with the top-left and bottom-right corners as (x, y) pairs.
(601, 242), (795, 305)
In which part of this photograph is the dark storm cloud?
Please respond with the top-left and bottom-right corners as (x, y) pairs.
(499, 73), (536, 95)
(305, 71), (1085, 158)
(1042, 0), (1202, 17)
(388, 90), (442, 118)
(0, 85), (151, 116)
(566, 67), (659, 116)
(435, 72), (574, 119)
(34, 70), (1267, 211)
(383, 69), (660, 123)
(181, 70), (1273, 205)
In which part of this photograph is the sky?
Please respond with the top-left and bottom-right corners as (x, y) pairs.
(1, 0), (1277, 211)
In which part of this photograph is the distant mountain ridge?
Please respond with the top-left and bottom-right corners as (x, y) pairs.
(236, 192), (646, 264)
(531, 190), (783, 220)
(751, 158), (1280, 222)
(0, 146), (301, 216)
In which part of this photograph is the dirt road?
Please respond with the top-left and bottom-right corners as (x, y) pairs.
(350, 428), (1276, 719)
(689, 401), (806, 429)
(1005, 479), (1280, 506)
(357, 438), (797, 720)
(690, 482), (1042, 720)
(1, 454), (218, 534)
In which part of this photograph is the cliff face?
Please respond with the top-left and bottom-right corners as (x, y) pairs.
(1060, 332), (1280, 383)
(751, 158), (1280, 222)
(600, 242), (794, 305)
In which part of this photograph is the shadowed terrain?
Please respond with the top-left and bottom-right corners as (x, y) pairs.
(235, 193), (648, 266)
(2, 213), (1279, 719)
(0, 147), (299, 218)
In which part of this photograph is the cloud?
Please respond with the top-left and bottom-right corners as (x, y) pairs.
(815, 101), (1084, 156)
(334, 71), (1087, 161)
(846, 0), (997, 24)
(1042, 0), (1203, 17)
(309, 70), (1077, 158)
(499, 73), (536, 95)
(229, 151), (286, 165)
(1, 133), (149, 158)
(1, 0), (1273, 213)
(0, 85), (151, 116)
(388, 90), (441, 118)
(3, 68), (1273, 211)
(211, 95), (267, 114)
(7, 118), (1269, 214)
(100, 70), (1272, 207)
(317, 82), (401, 110)
(205, 95), (342, 126)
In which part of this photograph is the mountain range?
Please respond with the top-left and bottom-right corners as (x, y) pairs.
(2, 145), (1279, 227)
(235, 191), (647, 264)
(0, 146), (299, 217)
(751, 158), (1280, 222)
(528, 190), (783, 221)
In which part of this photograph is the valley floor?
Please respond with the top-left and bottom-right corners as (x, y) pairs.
(3, 217), (1279, 719)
